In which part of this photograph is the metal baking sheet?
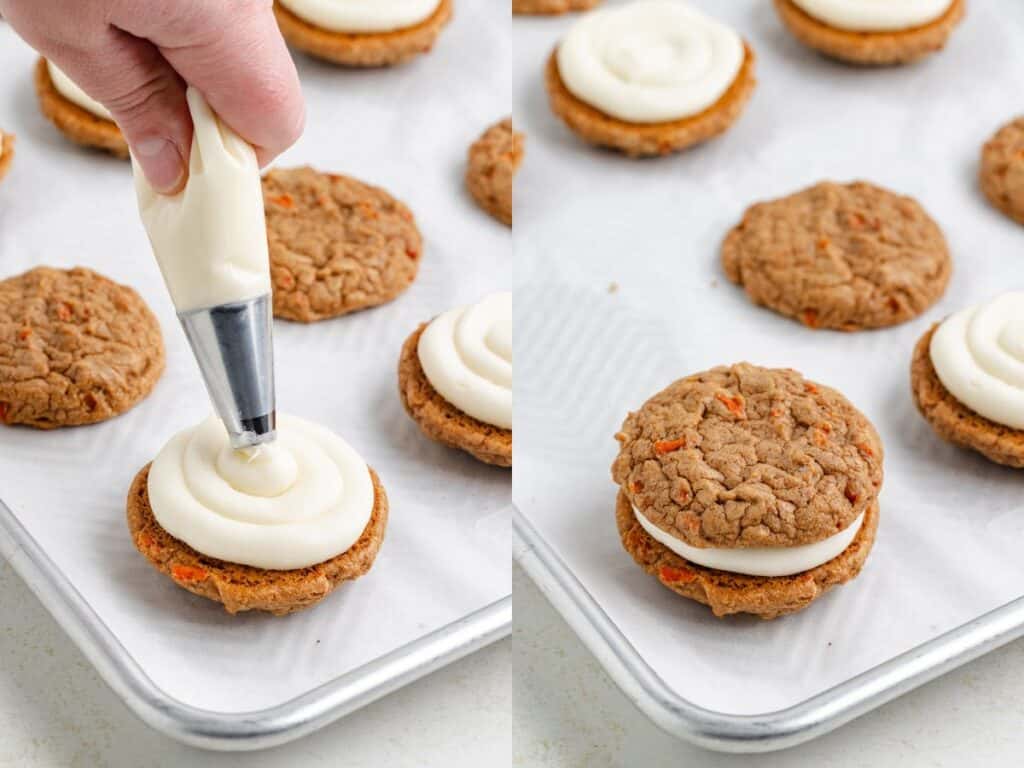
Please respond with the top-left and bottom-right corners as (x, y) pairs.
(512, 0), (1024, 752)
(0, 1), (511, 750)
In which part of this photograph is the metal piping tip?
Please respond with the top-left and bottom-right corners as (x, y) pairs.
(178, 294), (276, 450)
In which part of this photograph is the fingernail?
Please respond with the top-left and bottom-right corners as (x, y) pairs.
(134, 138), (185, 194)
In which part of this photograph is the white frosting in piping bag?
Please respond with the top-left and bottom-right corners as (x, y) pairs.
(930, 292), (1024, 430)
(47, 61), (113, 121)
(132, 87), (271, 313)
(634, 505), (864, 577)
(789, 0), (954, 32)
(148, 414), (375, 570)
(276, 0), (441, 32)
(418, 292), (513, 430)
(556, 0), (744, 124)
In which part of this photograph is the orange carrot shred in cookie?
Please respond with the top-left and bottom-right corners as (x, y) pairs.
(856, 442), (874, 457)
(270, 194), (294, 208)
(802, 309), (820, 328)
(659, 565), (696, 584)
(17, 327), (31, 340)
(0, 403), (8, 422)
(714, 393), (746, 418)
(654, 437), (688, 455)
(171, 565), (208, 583)
(804, 382), (819, 394)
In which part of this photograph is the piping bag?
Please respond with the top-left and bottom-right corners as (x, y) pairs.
(132, 87), (276, 450)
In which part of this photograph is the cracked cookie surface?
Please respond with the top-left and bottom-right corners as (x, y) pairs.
(980, 117), (1024, 226)
(612, 363), (883, 549)
(466, 118), (522, 227)
(722, 181), (951, 330)
(0, 267), (164, 428)
(264, 167), (422, 323)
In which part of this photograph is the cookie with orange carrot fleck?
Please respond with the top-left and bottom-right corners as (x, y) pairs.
(722, 181), (951, 331)
(0, 267), (164, 429)
(263, 166), (422, 323)
(612, 363), (883, 619)
(127, 463), (388, 615)
(466, 117), (523, 227)
(0, 131), (13, 183)
(980, 116), (1024, 226)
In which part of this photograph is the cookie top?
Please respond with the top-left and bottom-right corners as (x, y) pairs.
(612, 363), (883, 549)
(722, 181), (951, 330)
(980, 116), (1024, 225)
(0, 267), (165, 428)
(513, 0), (601, 15)
(264, 167), (422, 323)
(466, 118), (523, 227)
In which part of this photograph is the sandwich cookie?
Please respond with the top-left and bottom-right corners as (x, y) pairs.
(980, 117), (1024, 226)
(399, 292), (512, 467)
(466, 118), (523, 227)
(613, 363), (883, 619)
(773, 0), (964, 65)
(274, 0), (453, 67)
(128, 414), (389, 615)
(545, 0), (756, 157)
(911, 293), (1024, 468)
(264, 167), (422, 322)
(723, 181), (951, 330)
(0, 267), (164, 428)
(34, 58), (128, 157)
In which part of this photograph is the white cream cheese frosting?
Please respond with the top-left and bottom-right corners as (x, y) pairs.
(930, 292), (1024, 430)
(148, 414), (375, 570)
(634, 505), (864, 577)
(47, 61), (113, 121)
(556, 0), (744, 124)
(132, 87), (271, 313)
(789, 0), (954, 32)
(277, 0), (441, 32)
(418, 292), (513, 430)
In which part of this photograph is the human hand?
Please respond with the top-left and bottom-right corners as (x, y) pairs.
(0, 0), (305, 193)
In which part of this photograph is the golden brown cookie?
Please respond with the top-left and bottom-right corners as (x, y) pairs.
(273, 0), (452, 67)
(34, 58), (128, 158)
(911, 324), (1024, 468)
(0, 131), (13, 183)
(773, 0), (965, 66)
(612, 363), (883, 618)
(513, 0), (601, 14)
(0, 267), (165, 429)
(398, 323), (512, 467)
(980, 117), (1024, 226)
(466, 118), (523, 227)
(722, 181), (951, 331)
(127, 463), (389, 615)
(264, 166), (422, 323)
(616, 491), (879, 620)
(545, 43), (756, 157)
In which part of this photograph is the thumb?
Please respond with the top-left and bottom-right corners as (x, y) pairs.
(63, 29), (192, 194)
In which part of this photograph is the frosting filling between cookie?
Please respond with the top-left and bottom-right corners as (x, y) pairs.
(133, 87), (271, 312)
(418, 292), (513, 430)
(789, 0), (954, 32)
(277, 0), (441, 32)
(930, 292), (1024, 430)
(633, 504), (865, 577)
(148, 414), (375, 570)
(47, 61), (114, 121)
(556, 0), (744, 124)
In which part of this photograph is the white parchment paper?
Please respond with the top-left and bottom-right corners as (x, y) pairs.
(514, 0), (1024, 715)
(0, 1), (510, 714)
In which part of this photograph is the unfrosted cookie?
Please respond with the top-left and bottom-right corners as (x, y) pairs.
(773, 0), (964, 66)
(398, 297), (512, 467)
(612, 363), (883, 619)
(466, 118), (522, 227)
(127, 463), (388, 615)
(545, 2), (756, 157)
(273, 0), (452, 67)
(34, 58), (128, 158)
(0, 267), (164, 429)
(0, 131), (13, 183)
(911, 298), (1024, 468)
(722, 181), (951, 331)
(264, 166), (422, 323)
(513, 0), (601, 15)
(980, 117), (1024, 226)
